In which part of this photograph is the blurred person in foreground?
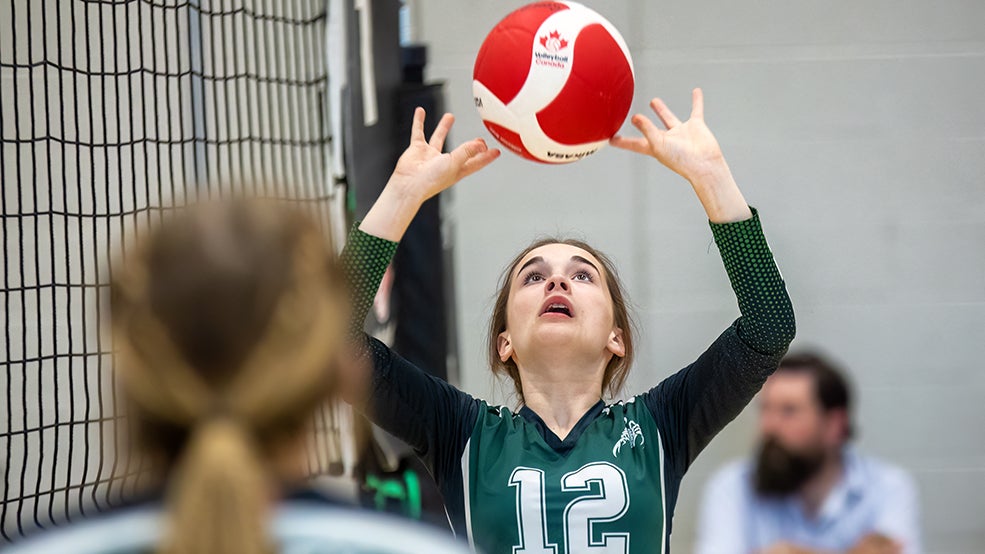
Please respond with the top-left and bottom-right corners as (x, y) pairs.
(696, 352), (921, 554)
(7, 201), (469, 554)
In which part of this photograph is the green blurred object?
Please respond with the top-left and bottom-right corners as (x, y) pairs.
(364, 470), (422, 520)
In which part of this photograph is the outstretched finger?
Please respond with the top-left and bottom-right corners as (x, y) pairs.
(410, 107), (427, 143)
(690, 88), (704, 120)
(650, 98), (681, 129)
(630, 113), (665, 149)
(429, 113), (454, 151)
(608, 135), (651, 156)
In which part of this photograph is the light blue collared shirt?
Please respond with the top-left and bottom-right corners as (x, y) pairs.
(696, 448), (921, 554)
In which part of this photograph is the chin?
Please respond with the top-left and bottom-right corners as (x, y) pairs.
(529, 324), (585, 347)
(532, 327), (609, 356)
(533, 325), (577, 340)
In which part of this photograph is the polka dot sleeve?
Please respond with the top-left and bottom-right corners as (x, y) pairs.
(709, 207), (796, 354)
(340, 222), (399, 335)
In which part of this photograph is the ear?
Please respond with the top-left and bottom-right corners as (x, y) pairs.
(497, 332), (514, 362)
(607, 327), (626, 358)
(823, 408), (848, 447)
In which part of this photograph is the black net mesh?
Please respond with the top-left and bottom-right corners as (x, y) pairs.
(1, 0), (343, 540)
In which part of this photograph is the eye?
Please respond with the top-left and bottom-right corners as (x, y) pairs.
(521, 271), (545, 285)
(572, 270), (593, 282)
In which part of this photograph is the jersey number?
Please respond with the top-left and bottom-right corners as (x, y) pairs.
(509, 462), (630, 554)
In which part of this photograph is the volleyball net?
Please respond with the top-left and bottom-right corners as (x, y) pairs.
(1, 0), (345, 540)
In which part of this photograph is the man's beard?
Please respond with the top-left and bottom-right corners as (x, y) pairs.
(753, 436), (826, 497)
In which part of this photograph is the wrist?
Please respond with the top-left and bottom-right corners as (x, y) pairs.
(381, 176), (430, 208)
(359, 182), (425, 242)
(685, 156), (733, 191)
(688, 159), (752, 224)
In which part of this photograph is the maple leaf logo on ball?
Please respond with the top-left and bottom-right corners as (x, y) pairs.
(538, 30), (569, 53)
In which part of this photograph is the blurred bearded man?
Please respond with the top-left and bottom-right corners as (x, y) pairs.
(695, 352), (921, 554)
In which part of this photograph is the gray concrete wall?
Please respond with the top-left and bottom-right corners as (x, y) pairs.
(412, 1), (985, 551)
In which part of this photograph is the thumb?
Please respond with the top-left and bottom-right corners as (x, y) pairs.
(449, 138), (488, 168)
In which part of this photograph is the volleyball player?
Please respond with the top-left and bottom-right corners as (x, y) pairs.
(7, 202), (469, 554)
(342, 88), (796, 553)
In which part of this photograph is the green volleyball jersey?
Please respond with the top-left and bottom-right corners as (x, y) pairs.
(465, 398), (666, 554)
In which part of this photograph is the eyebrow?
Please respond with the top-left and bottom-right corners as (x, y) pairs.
(514, 255), (601, 278)
(516, 256), (543, 277)
(571, 255), (601, 274)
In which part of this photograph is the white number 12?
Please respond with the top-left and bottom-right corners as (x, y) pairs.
(509, 462), (630, 554)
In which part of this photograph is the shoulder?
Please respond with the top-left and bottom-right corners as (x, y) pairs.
(477, 400), (518, 420)
(851, 451), (918, 496)
(698, 459), (760, 523)
(605, 396), (661, 438)
(473, 400), (525, 430)
(273, 501), (471, 553)
(606, 395), (645, 416)
(706, 458), (755, 494)
(5, 502), (470, 554)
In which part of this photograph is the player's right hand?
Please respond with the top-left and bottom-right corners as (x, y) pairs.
(386, 107), (501, 205)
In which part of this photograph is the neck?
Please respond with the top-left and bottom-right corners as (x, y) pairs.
(799, 449), (844, 516)
(516, 349), (608, 440)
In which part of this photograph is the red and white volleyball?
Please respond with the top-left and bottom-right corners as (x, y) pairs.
(472, 1), (635, 164)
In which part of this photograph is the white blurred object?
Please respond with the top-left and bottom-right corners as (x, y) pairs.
(4, 503), (471, 554)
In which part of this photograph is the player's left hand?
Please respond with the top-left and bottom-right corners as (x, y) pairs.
(609, 88), (726, 186)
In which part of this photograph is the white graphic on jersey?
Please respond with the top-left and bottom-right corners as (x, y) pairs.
(612, 418), (644, 457)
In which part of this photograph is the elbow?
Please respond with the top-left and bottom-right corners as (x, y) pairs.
(740, 306), (795, 356)
(780, 311), (797, 350)
(782, 299), (797, 346)
(768, 293), (797, 352)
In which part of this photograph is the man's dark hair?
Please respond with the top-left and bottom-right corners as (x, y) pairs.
(776, 351), (855, 440)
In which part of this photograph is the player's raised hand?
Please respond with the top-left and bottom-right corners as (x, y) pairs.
(387, 107), (501, 204)
(361, 107), (500, 242)
(610, 88), (725, 185)
(610, 88), (751, 223)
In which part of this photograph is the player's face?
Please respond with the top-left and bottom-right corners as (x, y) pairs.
(757, 373), (827, 453)
(499, 243), (624, 366)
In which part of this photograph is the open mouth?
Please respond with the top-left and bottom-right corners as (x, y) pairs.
(540, 297), (573, 318)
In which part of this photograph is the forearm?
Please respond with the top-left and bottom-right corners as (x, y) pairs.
(710, 208), (795, 354)
(689, 158), (752, 224)
(358, 182), (426, 242)
(340, 223), (399, 334)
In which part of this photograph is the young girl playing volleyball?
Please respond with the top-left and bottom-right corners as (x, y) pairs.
(344, 88), (795, 553)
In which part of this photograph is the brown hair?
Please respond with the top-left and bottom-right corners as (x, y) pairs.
(777, 351), (855, 440)
(110, 201), (347, 554)
(487, 237), (636, 403)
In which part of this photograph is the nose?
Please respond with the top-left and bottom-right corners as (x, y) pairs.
(546, 274), (569, 292)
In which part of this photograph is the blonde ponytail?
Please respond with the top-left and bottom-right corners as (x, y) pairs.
(163, 418), (271, 554)
(111, 201), (346, 554)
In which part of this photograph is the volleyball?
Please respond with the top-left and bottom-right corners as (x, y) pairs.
(472, 1), (635, 164)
